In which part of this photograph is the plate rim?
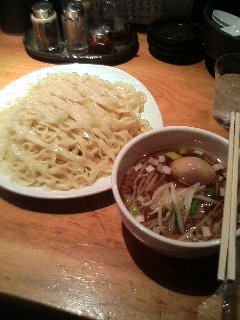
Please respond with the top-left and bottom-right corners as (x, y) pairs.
(0, 64), (163, 199)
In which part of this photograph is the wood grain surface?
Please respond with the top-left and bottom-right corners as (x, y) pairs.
(0, 30), (239, 320)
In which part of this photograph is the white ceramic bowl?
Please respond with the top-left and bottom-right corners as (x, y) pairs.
(112, 126), (239, 258)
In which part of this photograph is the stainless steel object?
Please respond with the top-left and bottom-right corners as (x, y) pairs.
(62, 1), (88, 55)
(31, 2), (62, 53)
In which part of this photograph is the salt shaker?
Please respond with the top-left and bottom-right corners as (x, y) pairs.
(31, 2), (62, 53)
(62, 1), (89, 55)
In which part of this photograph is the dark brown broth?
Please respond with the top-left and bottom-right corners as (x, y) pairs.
(120, 147), (227, 242)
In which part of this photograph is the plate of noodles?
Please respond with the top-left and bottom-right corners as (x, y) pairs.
(0, 64), (163, 199)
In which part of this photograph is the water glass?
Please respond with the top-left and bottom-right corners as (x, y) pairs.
(213, 53), (240, 128)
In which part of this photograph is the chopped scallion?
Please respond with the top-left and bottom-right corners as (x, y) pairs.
(179, 148), (187, 155)
(237, 213), (240, 223)
(194, 150), (203, 157)
(128, 203), (141, 216)
(189, 199), (199, 215)
(205, 188), (216, 198)
(165, 152), (182, 160)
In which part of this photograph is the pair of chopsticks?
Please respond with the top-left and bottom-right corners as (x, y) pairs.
(218, 112), (240, 281)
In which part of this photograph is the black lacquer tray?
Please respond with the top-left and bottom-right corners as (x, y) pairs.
(23, 29), (139, 65)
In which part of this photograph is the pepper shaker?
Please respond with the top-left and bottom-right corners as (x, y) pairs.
(31, 2), (62, 53)
(62, 1), (89, 55)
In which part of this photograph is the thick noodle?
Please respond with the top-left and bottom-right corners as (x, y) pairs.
(0, 72), (151, 190)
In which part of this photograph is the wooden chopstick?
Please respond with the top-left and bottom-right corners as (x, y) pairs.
(227, 112), (240, 280)
(218, 112), (240, 281)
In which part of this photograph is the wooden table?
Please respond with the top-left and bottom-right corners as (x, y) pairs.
(0, 30), (239, 320)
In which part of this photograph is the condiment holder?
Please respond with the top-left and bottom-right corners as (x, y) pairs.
(24, 0), (139, 65)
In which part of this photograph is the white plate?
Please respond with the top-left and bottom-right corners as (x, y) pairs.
(0, 64), (163, 199)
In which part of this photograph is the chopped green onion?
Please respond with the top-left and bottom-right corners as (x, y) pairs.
(194, 150), (203, 157)
(165, 152), (182, 160)
(179, 148), (187, 155)
(128, 203), (141, 216)
(205, 188), (216, 198)
(189, 199), (199, 215)
(237, 213), (240, 223)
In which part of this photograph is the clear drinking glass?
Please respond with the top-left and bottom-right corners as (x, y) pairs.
(213, 53), (240, 128)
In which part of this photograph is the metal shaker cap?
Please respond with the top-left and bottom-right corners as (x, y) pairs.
(63, 1), (84, 19)
(91, 24), (112, 43)
(32, 2), (54, 19)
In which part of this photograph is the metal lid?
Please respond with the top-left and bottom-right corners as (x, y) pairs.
(63, 1), (84, 19)
(91, 24), (112, 43)
(92, 24), (112, 37)
(32, 2), (54, 19)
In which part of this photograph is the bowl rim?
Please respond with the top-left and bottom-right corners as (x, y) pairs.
(112, 126), (238, 249)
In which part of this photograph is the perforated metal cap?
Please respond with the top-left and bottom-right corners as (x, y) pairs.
(91, 24), (112, 43)
(63, 1), (84, 19)
(32, 2), (54, 19)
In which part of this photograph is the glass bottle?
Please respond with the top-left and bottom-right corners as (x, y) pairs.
(31, 1), (62, 52)
(62, 1), (89, 55)
(88, 24), (114, 55)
